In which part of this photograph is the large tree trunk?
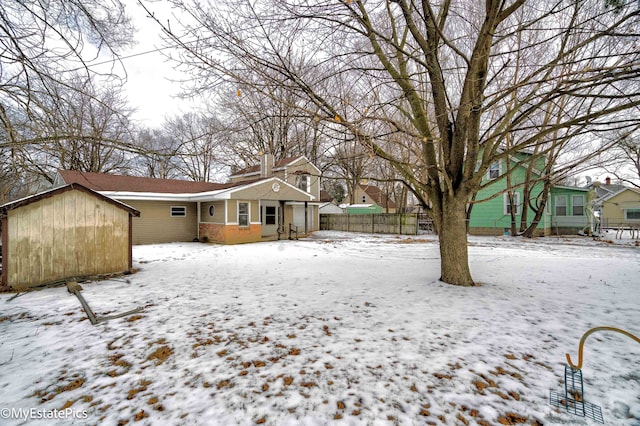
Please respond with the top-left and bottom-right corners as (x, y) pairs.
(436, 198), (475, 286)
(521, 180), (552, 238)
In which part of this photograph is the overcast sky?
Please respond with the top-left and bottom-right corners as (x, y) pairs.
(102, 1), (631, 185)
(109, 1), (195, 127)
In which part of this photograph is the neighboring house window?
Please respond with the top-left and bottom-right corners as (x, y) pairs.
(488, 161), (500, 179)
(297, 174), (311, 192)
(545, 192), (551, 214)
(208, 205), (215, 217)
(572, 195), (584, 216)
(171, 206), (186, 217)
(238, 202), (249, 226)
(362, 196), (366, 203)
(626, 209), (640, 220)
(555, 196), (567, 216)
(265, 206), (276, 225)
(504, 192), (520, 215)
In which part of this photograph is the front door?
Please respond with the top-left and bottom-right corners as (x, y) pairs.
(261, 201), (280, 237)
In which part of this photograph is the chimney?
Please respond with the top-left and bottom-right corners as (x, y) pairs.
(605, 176), (611, 185)
(260, 153), (274, 178)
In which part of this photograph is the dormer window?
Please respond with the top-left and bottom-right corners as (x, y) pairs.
(297, 174), (311, 192)
(488, 161), (500, 179)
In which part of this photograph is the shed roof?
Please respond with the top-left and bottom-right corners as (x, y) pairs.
(0, 184), (140, 217)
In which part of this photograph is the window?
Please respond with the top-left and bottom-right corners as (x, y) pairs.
(555, 196), (567, 216)
(362, 196), (366, 203)
(504, 192), (520, 215)
(238, 202), (249, 226)
(545, 192), (551, 214)
(488, 161), (500, 179)
(265, 206), (276, 225)
(626, 209), (640, 220)
(572, 195), (584, 216)
(208, 205), (215, 217)
(171, 206), (186, 217)
(297, 174), (310, 192)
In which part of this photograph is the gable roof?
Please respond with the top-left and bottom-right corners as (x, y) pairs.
(585, 178), (637, 201)
(57, 170), (243, 194)
(360, 184), (397, 209)
(600, 186), (640, 202)
(1, 183), (140, 218)
(195, 176), (315, 201)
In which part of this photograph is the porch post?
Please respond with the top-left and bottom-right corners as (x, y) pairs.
(197, 201), (201, 240)
(304, 201), (308, 234)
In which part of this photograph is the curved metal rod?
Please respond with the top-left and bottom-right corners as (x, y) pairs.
(566, 326), (640, 370)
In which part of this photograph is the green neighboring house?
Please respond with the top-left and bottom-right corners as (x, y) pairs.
(344, 204), (383, 215)
(468, 152), (588, 236)
(548, 186), (590, 235)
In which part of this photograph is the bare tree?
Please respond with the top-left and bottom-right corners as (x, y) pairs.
(135, 127), (182, 179)
(0, 0), (135, 195)
(208, 77), (336, 175)
(163, 112), (227, 182)
(142, 0), (640, 286)
(330, 134), (373, 205)
(594, 127), (640, 189)
(5, 77), (136, 185)
(219, 86), (306, 161)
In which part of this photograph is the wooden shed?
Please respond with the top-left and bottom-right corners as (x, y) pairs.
(0, 184), (140, 289)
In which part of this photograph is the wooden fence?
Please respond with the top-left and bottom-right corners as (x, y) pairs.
(320, 213), (419, 235)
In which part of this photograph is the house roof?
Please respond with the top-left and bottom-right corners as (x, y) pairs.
(600, 186), (640, 202)
(57, 170), (315, 202)
(586, 179), (634, 201)
(552, 185), (589, 192)
(319, 189), (333, 203)
(57, 170), (245, 194)
(0, 183), (140, 218)
(360, 184), (397, 209)
(594, 183), (629, 200)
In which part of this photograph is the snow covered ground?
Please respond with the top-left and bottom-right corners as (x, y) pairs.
(0, 231), (638, 425)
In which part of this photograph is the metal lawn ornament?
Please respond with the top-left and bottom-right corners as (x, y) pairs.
(549, 326), (640, 424)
